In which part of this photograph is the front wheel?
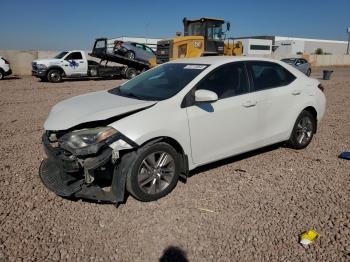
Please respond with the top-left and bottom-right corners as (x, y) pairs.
(288, 110), (316, 149)
(0, 69), (4, 80)
(126, 142), (181, 202)
(47, 69), (62, 83)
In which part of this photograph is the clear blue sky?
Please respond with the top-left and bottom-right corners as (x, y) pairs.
(0, 0), (349, 50)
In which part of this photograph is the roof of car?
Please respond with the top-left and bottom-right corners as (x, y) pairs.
(170, 56), (283, 66)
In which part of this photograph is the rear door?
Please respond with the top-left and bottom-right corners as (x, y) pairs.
(186, 62), (260, 165)
(246, 61), (298, 145)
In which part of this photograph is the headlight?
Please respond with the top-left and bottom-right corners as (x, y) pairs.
(37, 64), (47, 70)
(61, 127), (117, 149)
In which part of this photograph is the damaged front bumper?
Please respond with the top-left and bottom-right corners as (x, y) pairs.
(39, 132), (135, 204)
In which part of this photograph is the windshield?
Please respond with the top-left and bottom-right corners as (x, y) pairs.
(109, 63), (208, 101)
(282, 58), (296, 64)
(55, 51), (69, 59)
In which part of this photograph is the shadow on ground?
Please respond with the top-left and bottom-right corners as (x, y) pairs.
(159, 246), (189, 262)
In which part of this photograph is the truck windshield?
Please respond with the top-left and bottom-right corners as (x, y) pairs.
(109, 63), (208, 101)
(55, 52), (69, 59)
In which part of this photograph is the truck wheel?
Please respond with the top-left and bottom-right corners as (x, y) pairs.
(47, 69), (62, 83)
(125, 51), (135, 60)
(125, 68), (138, 79)
(0, 69), (4, 80)
(126, 142), (181, 202)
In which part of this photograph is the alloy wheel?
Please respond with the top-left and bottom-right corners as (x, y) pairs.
(137, 151), (175, 195)
(296, 116), (313, 145)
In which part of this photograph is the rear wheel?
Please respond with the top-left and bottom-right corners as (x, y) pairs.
(306, 68), (311, 76)
(125, 51), (135, 60)
(126, 142), (181, 202)
(0, 69), (4, 80)
(47, 69), (62, 83)
(288, 110), (316, 149)
(125, 67), (138, 79)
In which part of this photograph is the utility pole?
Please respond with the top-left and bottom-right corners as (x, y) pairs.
(347, 27), (350, 55)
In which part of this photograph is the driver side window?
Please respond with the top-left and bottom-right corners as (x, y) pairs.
(65, 52), (82, 60)
(196, 63), (249, 99)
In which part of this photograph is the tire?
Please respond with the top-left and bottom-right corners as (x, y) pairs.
(125, 67), (138, 79)
(0, 69), (4, 80)
(288, 110), (316, 149)
(47, 69), (62, 83)
(125, 50), (135, 60)
(126, 142), (181, 202)
(306, 68), (311, 77)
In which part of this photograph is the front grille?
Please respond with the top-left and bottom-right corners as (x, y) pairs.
(156, 40), (173, 64)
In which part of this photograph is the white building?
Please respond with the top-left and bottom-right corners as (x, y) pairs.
(233, 35), (348, 56)
(234, 38), (272, 56)
(107, 36), (163, 51)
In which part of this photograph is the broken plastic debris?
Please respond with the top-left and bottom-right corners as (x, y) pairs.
(300, 230), (320, 245)
(339, 151), (350, 160)
(196, 207), (216, 213)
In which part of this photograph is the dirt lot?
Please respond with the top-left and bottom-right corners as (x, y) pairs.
(0, 68), (349, 262)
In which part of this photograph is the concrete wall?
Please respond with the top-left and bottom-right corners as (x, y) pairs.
(1, 49), (350, 76)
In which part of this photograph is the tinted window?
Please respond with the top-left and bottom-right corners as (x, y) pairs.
(248, 61), (296, 91)
(66, 52), (82, 60)
(196, 63), (249, 99)
(250, 45), (270, 51)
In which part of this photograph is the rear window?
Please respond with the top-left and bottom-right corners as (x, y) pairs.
(248, 61), (296, 91)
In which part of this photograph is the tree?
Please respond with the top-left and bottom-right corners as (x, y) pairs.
(315, 48), (324, 55)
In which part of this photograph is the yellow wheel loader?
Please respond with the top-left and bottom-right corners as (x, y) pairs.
(151, 17), (242, 66)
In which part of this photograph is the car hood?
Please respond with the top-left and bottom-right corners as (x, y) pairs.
(33, 58), (61, 65)
(44, 90), (156, 130)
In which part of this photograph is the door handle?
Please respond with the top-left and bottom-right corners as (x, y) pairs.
(242, 100), (257, 108)
(79, 61), (84, 63)
(292, 90), (302, 95)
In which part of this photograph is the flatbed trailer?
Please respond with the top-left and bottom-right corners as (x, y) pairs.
(89, 38), (151, 79)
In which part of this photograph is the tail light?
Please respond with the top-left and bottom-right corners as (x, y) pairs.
(318, 84), (324, 92)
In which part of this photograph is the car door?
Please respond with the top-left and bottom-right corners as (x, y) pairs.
(186, 62), (260, 165)
(246, 61), (298, 146)
(63, 52), (87, 76)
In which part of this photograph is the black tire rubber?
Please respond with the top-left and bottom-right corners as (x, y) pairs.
(126, 142), (181, 202)
(125, 67), (138, 79)
(125, 51), (135, 60)
(47, 69), (62, 83)
(288, 110), (316, 149)
(306, 68), (311, 77)
(0, 69), (4, 80)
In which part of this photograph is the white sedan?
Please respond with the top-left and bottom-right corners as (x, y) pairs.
(40, 56), (326, 204)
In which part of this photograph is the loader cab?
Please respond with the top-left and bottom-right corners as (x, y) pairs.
(183, 17), (229, 55)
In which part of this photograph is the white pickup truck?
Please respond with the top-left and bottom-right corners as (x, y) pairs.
(32, 50), (122, 83)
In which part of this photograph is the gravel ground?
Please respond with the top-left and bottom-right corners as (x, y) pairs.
(0, 68), (349, 262)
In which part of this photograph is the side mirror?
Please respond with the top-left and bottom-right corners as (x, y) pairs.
(227, 22), (231, 31)
(195, 90), (218, 103)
